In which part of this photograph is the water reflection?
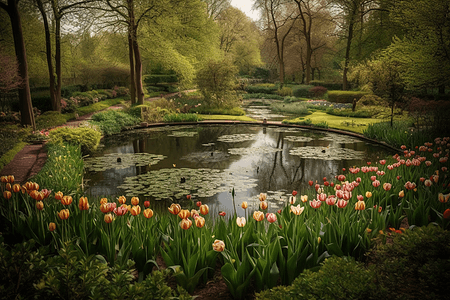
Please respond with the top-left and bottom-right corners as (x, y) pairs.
(84, 125), (393, 218)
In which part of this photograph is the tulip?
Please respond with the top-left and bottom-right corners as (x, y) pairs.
(379, 159), (386, 165)
(236, 217), (246, 227)
(290, 204), (305, 215)
(100, 203), (111, 214)
(191, 209), (200, 219)
(61, 195), (73, 205)
(337, 174), (346, 182)
(372, 180), (381, 188)
(292, 190), (298, 196)
(180, 218), (192, 230)
(7, 175), (14, 183)
(33, 182), (39, 190)
(178, 209), (191, 219)
(41, 189), (51, 199)
(266, 213), (277, 223)
(308, 180), (314, 186)
(36, 201), (44, 210)
(355, 201), (366, 211)
(5, 183), (11, 191)
(317, 193), (327, 202)
(382, 183), (392, 191)
(104, 213), (114, 223)
(365, 191), (372, 198)
(131, 196), (139, 206)
(186, 194), (192, 200)
(444, 209), (450, 219)
(55, 191), (63, 201)
(336, 199), (348, 208)
(79, 197), (89, 211)
(3, 190), (12, 200)
(130, 205), (141, 216)
(100, 198), (108, 205)
(118, 195), (127, 204)
(58, 209), (70, 220)
(143, 208), (154, 219)
(258, 193), (267, 201)
(114, 205), (128, 216)
(144, 200), (150, 208)
(48, 222), (56, 232)
(399, 190), (405, 198)
(289, 195), (296, 204)
(219, 211), (226, 217)
(260, 201), (268, 210)
(301, 195), (308, 203)
(212, 239), (225, 252)
(241, 201), (248, 209)
(195, 216), (205, 228)
(404, 181), (416, 190)
(168, 203), (181, 215)
(326, 196), (336, 206)
(196, 204), (208, 215)
(438, 193), (449, 203)
(11, 184), (20, 193)
(342, 191), (352, 200)
(357, 194), (364, 201)
(253, 211), (264, 221)
(0, 176), (7, 183)
(309, 199), (321, 209)
(196, 201), (202, 207)
(378, 206), (383, 213)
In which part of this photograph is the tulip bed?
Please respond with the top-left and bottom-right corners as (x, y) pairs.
(1, 136), (450, 299)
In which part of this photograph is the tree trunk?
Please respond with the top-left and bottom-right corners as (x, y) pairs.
(3, 0), (35, 130)
(128, 33), (136, 104)
(343, 18), (355, 91)
(133, 37), (144, 104)
(54, 15), (62, 111)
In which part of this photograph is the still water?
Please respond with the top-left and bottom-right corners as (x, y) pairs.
(84, 124), (393, 217)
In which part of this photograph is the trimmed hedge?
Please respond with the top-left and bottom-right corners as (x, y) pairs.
(327, 91), (368, 103)
(49, 126), (102, 155)
(245, 85), (278, 94)
(292, 85), (314, 98)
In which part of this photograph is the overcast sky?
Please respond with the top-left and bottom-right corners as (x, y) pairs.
(230, 0), (259, 21)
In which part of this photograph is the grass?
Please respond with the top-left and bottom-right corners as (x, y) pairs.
(283, 111), (386, 134)
(198, 114), (258, 122)
(0, 141), (27, 171)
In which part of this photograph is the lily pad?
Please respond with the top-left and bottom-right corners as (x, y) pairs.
(283, 136), (314, 143)
(84, 153), (167, 172)
(228, 146), (282, 155)
(117, 167), (258, 200)
(289, 146), (364, 160)
(180, 150), (230, 163)
(318, 133), (361, 144)
(217, 133), (258, 143)
(167, 131), (198, 137)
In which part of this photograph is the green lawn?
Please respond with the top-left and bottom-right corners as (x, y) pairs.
(284, 111), (388, 134)
(199, 114), (258, 122)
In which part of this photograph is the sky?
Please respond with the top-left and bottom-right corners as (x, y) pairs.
(230, 0), (259, 21)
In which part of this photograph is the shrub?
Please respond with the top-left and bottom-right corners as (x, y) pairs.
(293, 85), (314, 98)
(90, 110), (141, 136)
(327, 91), (368, 103)
(283, 96), (297, 103)
(271, 102), (309, 115)
(190, 106), (245, 116)
(276, 87), (293, 96)
(282, 117), (312, 126)
(35, 111), (69, 131)
(310, 80), (343, 90)
(309, 86), (327, 98)
(49, 126), (102, 154)
(357, 94), (385, 106)
(368, 225), (450, 300)
(363, 120), (426, 149)
(245, 84), (278, 94)
(315, 121), (329, 128)
(242, 93), (284, 100)
(144, 74), (178, 85)
(326, 108), (374, 118)
(163, 113), (199, 122)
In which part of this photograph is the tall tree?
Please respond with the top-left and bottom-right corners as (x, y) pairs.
(256, 0), (299, 88)
(0, 0), (35, 130)
(202, 0), (230, 20)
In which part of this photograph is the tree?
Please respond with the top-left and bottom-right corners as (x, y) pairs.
(202, 0), (230, 20)
(256, 0), (299, 88)
(0, 0), (35, 130)
(0, 46), (22, 93)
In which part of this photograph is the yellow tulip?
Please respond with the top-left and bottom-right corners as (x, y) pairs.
(61, 195), (73, 205)
(355, 200), (366, 211)
(212, 239), (225, 252)
(180, 218), (192, 230)
(241, 201), (248, 209)
(54, 191), (63, 201)
(100, 198), (108, 205)
(104, 213), (114, 223)
(118, 195), (127, 204)
(130, 205), (141, 216)
(258, 193), (267, 201)
(195, 216), (205, 228)
(253, 211), (264, 222)
(58, 209), (70, 220)
(301, 195), (308, 203)
(131, 196), (139, 206)
(36, 201), (44, 210)
(200, 204), (209, 215)
(365, 191), (372, 198)
(12, 184), (21, 193)
(48, 222), (56, 232)
(260, 201), (268, 210)
(143, 208), (154, 219)
(399, 190), (405, 198)
(178, 209), (191, 219)
(3, 190), (12, 200)
(168, 203), (181, 215)
(78, 197), (89, 211)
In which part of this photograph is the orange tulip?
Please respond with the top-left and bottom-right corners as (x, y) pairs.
(36, 201), (44, 210)
(444, 209), (450, 219)
(199, 204), (209, 215)
(131, 196), (139, 206)
(12, 184), (21, 193)
(61, 195), (73, 205)
(3, 190), (12, 200)
(241, 201), (248, 209)
(7, 175), (14, 183)
(212, 239), (225, 252)
(398, 190), (405, 198)
(0, 176), (7, 183)
(178, 209), (191, 219)
(253, 211), (264, 222)
(78, 197), (89, 210)
(290, 204), (305, 215)
(143, 208), (154, 219)
(130, 205), (141, 216)
(118, 195), (127, 204)
(6, 183), (11, 191)
(58, 209), (70, 220)
(258, 193), (267, 201)
(54, 191), (63, 201)
(35, 192), (44, 201)
(260, 201), (268, 210)
(236, 217), (246, 227)
(100, 198), (108, 205)
(168, 203), (181, 215)
(29, 190), (39, 200)
(104, 213), (114, 223)
(48, 222), (56, 232)
(33, 182), (39, 191)
(195, 216), (205, 228)
(180, 218), (192, 230)
(301, 195), (308, 203)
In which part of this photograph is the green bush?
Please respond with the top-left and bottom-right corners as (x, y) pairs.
(90, 110), (141, 136)
(282, 117), (312, 126)
(363, 120), (427, 149)
(36, 111), (69, 130)
(49, 126), (102, 154)
(163, 113), (199, 122)
(292, 85), (314, 98)
(245, 84), (278, 94)
(144, 74), (178, 85)
(271, 102), (309, 115)
(242, 93), (284, 100)
(357, 94), (385, 106)
(310, 80), (343, 90)
(327, 91), (368, 103)
(191, 106), (245, 116)
(276, 87), (293, 96)
(368, 225), (450, 300)
(315, 121), (329, 128)
(326, 108), (374, 118)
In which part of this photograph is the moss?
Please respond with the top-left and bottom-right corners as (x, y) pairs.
(0, 141), (27, 171)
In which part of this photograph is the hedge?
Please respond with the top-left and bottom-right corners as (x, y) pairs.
(327, 91), (368, 103)
(144, 74), (178, 85)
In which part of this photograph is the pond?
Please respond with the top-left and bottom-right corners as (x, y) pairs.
(84, 124), (393, 218)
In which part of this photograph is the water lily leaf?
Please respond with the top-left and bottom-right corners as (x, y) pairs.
(228, 146), (282, 156)
(283, 136), (314, 143)
(84, 153), (166, 171)
(217, 133), (258, 143)
(289, 146), (364, 160)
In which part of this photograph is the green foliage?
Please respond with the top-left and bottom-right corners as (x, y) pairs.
(327, 91), (368, 103)
(163, 113), (199, 123)
(310, 80), (343, 90)
(144, 74), (178, 85)
(326, 108), (374, 118)
(196, 58), (239, 108)
(190, 106), (245, 116)
(363, 120), (426, 149)
(276, 87), (293, 96)
(271, 102), (309, 115)
(0, 124), (30, 158)
(245, 84), (278, 94)
(90, 110), (141, 136)
(282, 118), (312, 126)
(315, 121), (329, 128)
(36, 111), (70, 130)
(0, 240), (49, 299)
(242, 93), (284, 100)
(357, 94), (385, 106)
(0, 141), (27, 171)
(49, 126), (102, 155)
(292, 85), (314, 98)
(74, 98), (124, 118)
(369, 225), (450, 300)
